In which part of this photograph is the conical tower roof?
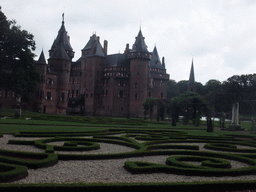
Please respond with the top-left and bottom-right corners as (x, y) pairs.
(131, 29), (148, 53)
(49, 45), (71, 61)
(49, 14), (74, 59)
(38, 50), (47, 64)
(149, 46), (165, 69)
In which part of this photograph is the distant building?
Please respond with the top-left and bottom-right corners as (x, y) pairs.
(33, 15), (169, 118)
(187, 59), (196, 92)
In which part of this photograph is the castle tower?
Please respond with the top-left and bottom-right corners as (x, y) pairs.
(128, 29), (152, 118)
(187, 59), (196, 92)
(34, 50), (47, 112)
(82, 34), (106, 116)
(47, 15), (73, 114)
(48, 45), (71, 114)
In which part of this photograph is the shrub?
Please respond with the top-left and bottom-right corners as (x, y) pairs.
(0, 162), (28, 182)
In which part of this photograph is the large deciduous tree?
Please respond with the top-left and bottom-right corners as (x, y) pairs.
(0, 9), (38, 102)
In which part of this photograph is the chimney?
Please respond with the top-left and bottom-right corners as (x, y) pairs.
(125, 43), (129, 54)
(162, 57), (165, 67)
(104, 40), (108, 55)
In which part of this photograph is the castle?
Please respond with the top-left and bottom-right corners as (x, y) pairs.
(1, 15), (170, 118)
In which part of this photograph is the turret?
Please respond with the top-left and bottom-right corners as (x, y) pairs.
(128, 29), (151, 60)
(36, 50), (47, 74)
(48, 44), (71, 114)
(128, 29), (152, 118)
(49, 14), (74, 59)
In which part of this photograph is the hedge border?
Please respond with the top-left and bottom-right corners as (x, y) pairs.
(124, 150), (256, 176)
(0, 162), (28, 182)
(0, 149), (58, 169)
(1, 180), (256, 192)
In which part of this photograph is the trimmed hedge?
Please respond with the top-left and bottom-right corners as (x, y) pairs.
(1, 180), (256, 192)
(2, 128), (256, 183)
(124, 150), (256, 176)
(0, 162), (28, 182)
(204, 143), (256, 153)
(0, 149), (58, 169)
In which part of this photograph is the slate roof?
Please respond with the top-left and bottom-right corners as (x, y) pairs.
(87, 41), (105, 57)
(131, 29), (149, 53)
(149, 46), (165, 70)
(38, 50), (47, 64)
(105, 54), (129, 67)
(49, 45), (71, 61)
(50, 19), (74, 59)
(82, 34), (98, 51)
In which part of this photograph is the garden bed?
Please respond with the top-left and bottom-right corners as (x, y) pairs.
(0, 125), (256, 191)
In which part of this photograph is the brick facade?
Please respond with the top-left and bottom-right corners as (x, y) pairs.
(0, 16), (170, 118)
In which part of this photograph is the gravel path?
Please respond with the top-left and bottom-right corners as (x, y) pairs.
(1, 134), (256, 184)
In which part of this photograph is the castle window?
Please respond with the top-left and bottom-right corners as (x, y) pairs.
(40, 75), (45, 83)
(47, 78), (53, 85)
(148, 92), (151, 98)
(76, 90), (79, 96)
(119, 90), (124, 98)
(161, 93), (164, 99)
(134, 82), (138, 88)
(135, 93), (138, 100)
(46, 92), (52, 100)
(119, 80), (124, 87)
(91, 93), (93, 98)
(60, 92), (65, 101)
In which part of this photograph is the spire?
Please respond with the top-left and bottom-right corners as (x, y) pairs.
(131, 29), (149, 53)
(49, 14), (74, 59)
(188, 59), (195, 84)
(38, 50), (47, 64)
(187, 59), (196, 92)
(149, 46), (165, 69)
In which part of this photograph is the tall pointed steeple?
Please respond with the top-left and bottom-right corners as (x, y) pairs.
(131, 29), (149, 53)
(49, 14), (74, 59)
(187, 59), (196, 92)
(188, 59), (195, 84)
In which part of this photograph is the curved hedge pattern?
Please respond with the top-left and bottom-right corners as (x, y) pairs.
(1, 129), (256, 182)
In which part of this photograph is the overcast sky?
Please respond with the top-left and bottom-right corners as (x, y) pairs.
(2, 0), (256, 85)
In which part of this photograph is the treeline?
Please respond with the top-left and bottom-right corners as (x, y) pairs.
(168, 74), (256, 118)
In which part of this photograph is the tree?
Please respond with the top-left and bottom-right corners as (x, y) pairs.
(0, 10), (38, 102)
(171, 92), (209, 126)
(142, 98), (156, 120)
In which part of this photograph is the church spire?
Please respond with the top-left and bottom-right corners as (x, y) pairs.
(188, 59), (195, 84)
(187, 59), (196, 92)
